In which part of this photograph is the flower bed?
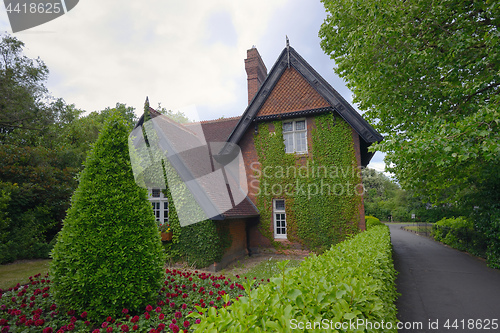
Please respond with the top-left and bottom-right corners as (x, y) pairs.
(0, 270), (261, 333)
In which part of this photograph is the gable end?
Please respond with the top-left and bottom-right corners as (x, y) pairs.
(223, 46), (383, 158)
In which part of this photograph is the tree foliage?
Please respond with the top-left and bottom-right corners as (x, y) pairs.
(50, 112), (165, 320)
(0, 33), (52, 144)
(319, 0), (499, 207)
(0, 32), (140, 264)
(362, 168), (410, 221)
(155, 103), (191, 124)
(320, 0), (500, 266)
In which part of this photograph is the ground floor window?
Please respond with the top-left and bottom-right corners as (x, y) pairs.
(274, 199), (287, 239)
(148, 188), (168, 225)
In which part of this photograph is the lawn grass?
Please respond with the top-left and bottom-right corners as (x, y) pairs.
(0, 257), (302, 291)
(0, 259), (51, 290)
(222, 257), (303, 283)
(404, 225), (433, 232)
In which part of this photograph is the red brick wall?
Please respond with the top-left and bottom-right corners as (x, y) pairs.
(240, 124), (259, 204)
(211, 219), (248, 272)
(224, 219), (247, 258)
(238, 128), (272, 251)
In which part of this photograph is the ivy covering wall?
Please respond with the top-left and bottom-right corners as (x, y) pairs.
(159, 160), (228, 268)
(254, 112), (362, 252)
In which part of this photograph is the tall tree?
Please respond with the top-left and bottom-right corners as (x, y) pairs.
(320, 0), (500, 266)
(0, 33), (52, 144)
(319, 0), (499, 208)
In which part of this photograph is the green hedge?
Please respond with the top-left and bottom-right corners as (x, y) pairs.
(190, 225), (398, 332)
(365, 215), (382, 230)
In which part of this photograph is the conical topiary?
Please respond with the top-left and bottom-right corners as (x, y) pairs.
(50, 111), (165, 320)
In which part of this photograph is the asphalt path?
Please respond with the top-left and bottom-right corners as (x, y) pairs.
(389, 224), (500, 333)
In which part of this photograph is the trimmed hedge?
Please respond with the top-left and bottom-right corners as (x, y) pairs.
(365, 215), (382, 230)
(190, 225), (398, 332)
(50, 112), (165, 320)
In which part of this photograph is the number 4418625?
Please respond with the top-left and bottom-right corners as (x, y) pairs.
(444, 319), (498, 330)
(6, 2), (62, 14)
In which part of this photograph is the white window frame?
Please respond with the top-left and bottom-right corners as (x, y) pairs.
(148, 188), (169, 226)
(283, 118), (307, 154)
(273, 199), (287, 239)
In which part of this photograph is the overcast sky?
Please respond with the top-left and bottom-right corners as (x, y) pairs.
(0, 0), (385, 172)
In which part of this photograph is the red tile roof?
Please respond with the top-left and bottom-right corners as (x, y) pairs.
(199, 117), (240, 143)
(223, 196), (259, 219)
(257, 67), (330, 117)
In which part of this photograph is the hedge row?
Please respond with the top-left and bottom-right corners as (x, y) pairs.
(432, 216), (488, 258)
(365, 215), (383, 230)
(190, 225), (398, 332)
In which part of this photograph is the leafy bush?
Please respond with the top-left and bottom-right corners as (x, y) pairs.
(0, 145), (78, 264)
(178, 219), (225, 268)
(365, 215), (382, 229)
(432, 216), (487, 256)
(190, 225), (398, 332)
(0, 182), (57, 264)
(50, 112), (165, 320)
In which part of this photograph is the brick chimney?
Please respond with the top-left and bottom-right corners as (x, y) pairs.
(245, 47), (267, 105)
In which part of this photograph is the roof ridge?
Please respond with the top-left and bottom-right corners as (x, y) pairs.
(197, 116), (241, 124)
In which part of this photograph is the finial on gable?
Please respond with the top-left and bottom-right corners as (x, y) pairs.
(286, 35), (290, 68)
(144, 96), (150, 116)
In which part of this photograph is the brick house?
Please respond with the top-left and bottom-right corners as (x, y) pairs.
(137, 44), (382, 270)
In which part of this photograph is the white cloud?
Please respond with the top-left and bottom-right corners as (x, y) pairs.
(2, 0), (290, 118)
(1, 0), (385, 174)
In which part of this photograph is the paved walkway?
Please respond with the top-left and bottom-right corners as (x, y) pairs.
(389, 224), (500, 332)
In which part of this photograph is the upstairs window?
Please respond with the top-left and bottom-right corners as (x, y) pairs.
(283, 119), (307, 153)
(148, 188), (169, 225)
(273, 199), (287, 239)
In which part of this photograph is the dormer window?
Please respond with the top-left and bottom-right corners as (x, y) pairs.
(283, 119), (307, 154)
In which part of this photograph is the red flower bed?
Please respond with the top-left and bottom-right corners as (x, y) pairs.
(0, 270), (261, 332)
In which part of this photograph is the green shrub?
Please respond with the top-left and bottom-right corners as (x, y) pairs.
(365, 215), (383, 229)
(50, 112), (165, 320)
(432, 216), (471, 243)
(432, 216), (487, 255)
(190, 225), (398, 332)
